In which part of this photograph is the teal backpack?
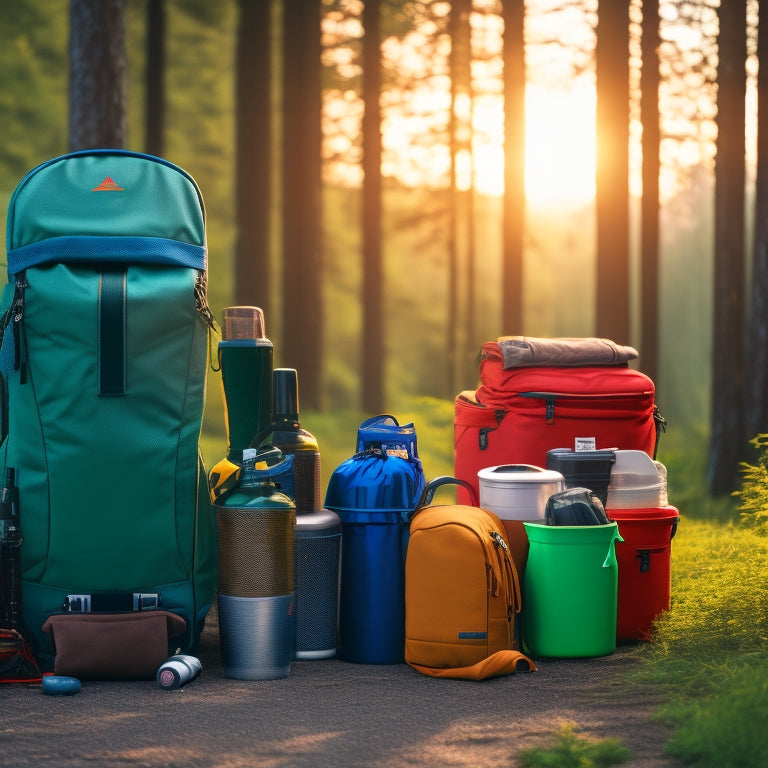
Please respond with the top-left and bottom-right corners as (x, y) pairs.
(0, 150), (218, 669)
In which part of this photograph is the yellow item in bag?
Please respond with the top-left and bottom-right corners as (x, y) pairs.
(208, 458), (242, 504)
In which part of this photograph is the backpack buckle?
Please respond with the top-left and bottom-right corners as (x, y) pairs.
(62, 592), (161, 612)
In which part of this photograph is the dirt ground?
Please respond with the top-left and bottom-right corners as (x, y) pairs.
(1, 602), (681, 768)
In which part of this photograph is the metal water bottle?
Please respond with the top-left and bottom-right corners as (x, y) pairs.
(215, 447), (296, 680)
(294, 509), (341, 659)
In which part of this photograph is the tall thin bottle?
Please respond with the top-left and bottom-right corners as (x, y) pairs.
(254, 368), (321, 513)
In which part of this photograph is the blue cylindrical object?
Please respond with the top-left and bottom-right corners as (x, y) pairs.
(42, 675), (81, 696)
(331, 508), (410, 663)
(325, 416), (425, 664)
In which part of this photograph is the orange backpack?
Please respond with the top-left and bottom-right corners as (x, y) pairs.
(404, 478), (536, 680)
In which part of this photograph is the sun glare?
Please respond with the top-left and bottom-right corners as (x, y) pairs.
(524, 83), (596, 208)
(322, 2), (721, 211)
(326, 78), (599, 208)
(469, 81), (597, 205)
(324, 5), (602, 208)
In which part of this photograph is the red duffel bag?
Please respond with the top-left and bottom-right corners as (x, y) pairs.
(454, 338), (666, 505)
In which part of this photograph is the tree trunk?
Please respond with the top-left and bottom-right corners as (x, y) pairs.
(362, 0), (384, 413)
(144, 0), (165, 157)
(709, 0), (747, 495)
(235, 0), (272, 313)
(501, 0), (525, 335)
(282, 0), (323, 409)
(745, 7), (768, 440)
(595, 0), (631, 343)
(69, 0), (127, 151)
(449, 0), (474, 393)
(640, 0), (660, 384)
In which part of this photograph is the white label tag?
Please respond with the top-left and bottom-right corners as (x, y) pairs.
(574, 437), (596, 452)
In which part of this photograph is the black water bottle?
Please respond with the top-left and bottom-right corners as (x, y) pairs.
(261, 368), (322, 513)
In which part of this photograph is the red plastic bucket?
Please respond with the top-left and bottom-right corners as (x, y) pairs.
(608, 505), (679, 641)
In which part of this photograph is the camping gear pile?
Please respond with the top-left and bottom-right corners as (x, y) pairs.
(0, 151), (678, 690)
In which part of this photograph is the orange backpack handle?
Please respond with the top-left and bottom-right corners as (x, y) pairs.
(408, 649), (537, 681)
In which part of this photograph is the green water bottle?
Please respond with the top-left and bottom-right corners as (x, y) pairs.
(219, 306), (273, 464)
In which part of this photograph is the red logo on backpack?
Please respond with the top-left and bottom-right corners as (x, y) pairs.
(92, 177), (124, 192)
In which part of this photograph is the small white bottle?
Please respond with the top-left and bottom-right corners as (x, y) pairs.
(156, 654), (202, 690)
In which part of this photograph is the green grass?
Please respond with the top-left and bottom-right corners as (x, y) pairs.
(629, 431), (768, 767)
(517, 723), (632, 768)
(653, 661), (768, 768)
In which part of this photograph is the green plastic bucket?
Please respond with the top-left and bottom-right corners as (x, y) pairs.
(523, 522), (622, 658)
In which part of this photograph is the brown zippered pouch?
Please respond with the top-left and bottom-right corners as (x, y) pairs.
(42, 610), (186, 680)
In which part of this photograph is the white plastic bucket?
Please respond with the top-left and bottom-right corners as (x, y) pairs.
(478, 464), (565, 522)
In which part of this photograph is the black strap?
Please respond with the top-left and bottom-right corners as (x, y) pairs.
(62, 592), (161, 612)
(98, 269), (126, 396)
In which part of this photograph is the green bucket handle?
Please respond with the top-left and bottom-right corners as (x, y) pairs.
(602, 524), (624, 569)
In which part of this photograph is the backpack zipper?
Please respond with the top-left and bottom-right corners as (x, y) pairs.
(194, 270), (218, 332)
(194, 270), (221, 372)
(652, 405), (667, 457)
(479, 408), (506, 450)
(11, 273), (28, 382)
(519, 390), (652, 425)
(490, 531), (519, 621)
(438, 520), (501, 597)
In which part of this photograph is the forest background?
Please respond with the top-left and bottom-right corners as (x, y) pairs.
(4, 5), (768, 763)
(0, 0), (764, 498)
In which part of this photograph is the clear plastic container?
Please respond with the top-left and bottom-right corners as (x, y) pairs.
(606, 450), (667, 509)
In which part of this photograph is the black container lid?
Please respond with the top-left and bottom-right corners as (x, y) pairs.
(546, 448), (616, 467)
(273, 368), (299, 421)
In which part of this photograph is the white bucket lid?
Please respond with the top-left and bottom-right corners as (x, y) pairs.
(606, 450), (668, 508)
(478, 464), (565, 485)
(607, 450), (665, 489)
(478, 464), (564, 521)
